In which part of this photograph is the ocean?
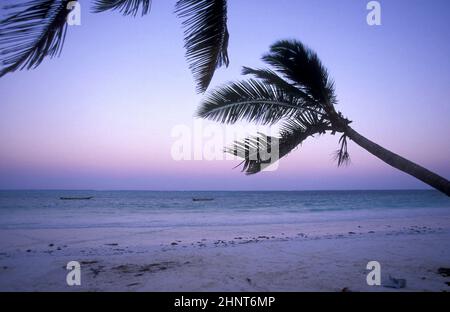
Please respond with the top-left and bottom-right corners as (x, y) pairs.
(0, 190), (449, 230)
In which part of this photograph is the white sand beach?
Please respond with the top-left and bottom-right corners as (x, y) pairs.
(0, 207), (449, 292)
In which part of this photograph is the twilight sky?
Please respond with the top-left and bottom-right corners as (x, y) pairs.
(0, 0), (449, 190)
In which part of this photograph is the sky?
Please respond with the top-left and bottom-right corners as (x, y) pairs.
(0, 0), (449, 190)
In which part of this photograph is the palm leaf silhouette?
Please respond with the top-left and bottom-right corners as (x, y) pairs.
(197, 79), (323, 125)
(92, 0), (151, 16)
(1, 0), (229, 93)
(175, 0), (229, 93)
(0, 0), (72, 77)
(227, 112), (332, 174)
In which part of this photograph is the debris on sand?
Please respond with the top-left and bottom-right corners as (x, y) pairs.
(113, 262), (176, 274)
(437, 267), (450, 277)
(383, 275), (406, 289)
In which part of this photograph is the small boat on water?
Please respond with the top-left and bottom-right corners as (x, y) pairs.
(60, 196), (93, 200)
(192, 198), (214, 202)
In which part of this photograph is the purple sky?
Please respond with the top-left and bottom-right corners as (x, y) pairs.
(0, 0), (449, 190)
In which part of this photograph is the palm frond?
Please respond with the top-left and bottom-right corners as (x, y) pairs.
(175, 0), (229, 93)
(196, 79), (322, 125)
(242, 66), (318, 107)
(92, 0), (151, 16)
(334, 134), (350, 166)
(226, 133), (277, 174)
(262, 39), (335, 105)
(0, 0), (72, 77)
(227, 112), (332, 174)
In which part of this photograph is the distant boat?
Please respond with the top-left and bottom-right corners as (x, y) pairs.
(60, 196), (93, 200)
(192, 198), (214, 202)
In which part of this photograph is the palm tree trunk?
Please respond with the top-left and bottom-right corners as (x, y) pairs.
(345, 127), (450, 196)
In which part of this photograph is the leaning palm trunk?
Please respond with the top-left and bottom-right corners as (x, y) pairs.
(197, 39), (450, 196)
(345, 127), (450, 196)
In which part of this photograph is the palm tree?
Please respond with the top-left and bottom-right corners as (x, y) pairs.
(197, 39), (450, 196)
(0, 0), (229, 93)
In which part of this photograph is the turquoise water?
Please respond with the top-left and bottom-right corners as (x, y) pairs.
(0, 190), (449, 229)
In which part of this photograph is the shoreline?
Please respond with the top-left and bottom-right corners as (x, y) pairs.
(0, 207), (449, 291)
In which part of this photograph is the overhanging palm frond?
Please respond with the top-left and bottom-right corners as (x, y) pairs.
(262, 40), (335, 105)
(175, 0), (229, 93)
(197, 79), (322, 125)
(227, 112), (332, 174)
(92, 0), (151, 16)
(0, 0), (72, 78)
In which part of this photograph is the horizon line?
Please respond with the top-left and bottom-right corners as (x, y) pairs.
(0, 188), (435, 192)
